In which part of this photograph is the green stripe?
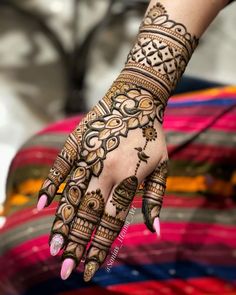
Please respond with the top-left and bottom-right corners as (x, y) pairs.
(166, 130), (236, 148)
(22, 134), (67, 149)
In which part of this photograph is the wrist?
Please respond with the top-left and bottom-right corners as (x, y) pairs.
(117, 3), (198, 105)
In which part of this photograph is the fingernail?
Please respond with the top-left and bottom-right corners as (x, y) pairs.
(50, 234), (64, 256)
(154, 217), (161, 238)
(60, 258), (75, 280)
(37, 194), (47, 211)
(84, 261), (99, 282)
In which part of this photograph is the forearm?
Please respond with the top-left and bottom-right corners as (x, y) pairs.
(147, 0), (229, 36)
(117, 0), (229, 119)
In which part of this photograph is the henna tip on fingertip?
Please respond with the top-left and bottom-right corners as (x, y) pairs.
(50, 234), (64, 256)
(60, 258), (75, 280)
(153, 217), (161, 238)
(83, 261), (99, 282)
(37, 194), (47, 211)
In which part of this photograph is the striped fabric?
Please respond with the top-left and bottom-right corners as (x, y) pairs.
(0, 86), (236, 295)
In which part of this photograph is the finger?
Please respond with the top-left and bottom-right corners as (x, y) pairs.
(37, 131), (78, 210)
(142, 160), (168, 234)
(49, 165), (90, 256)
(84, 176), (138, 282)
(60, 178), (110, 279)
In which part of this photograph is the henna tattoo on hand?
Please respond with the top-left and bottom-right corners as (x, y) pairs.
(38, 1), (196, 282)
(142, 160), (168, 232)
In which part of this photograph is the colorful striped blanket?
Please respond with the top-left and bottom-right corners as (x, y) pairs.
(0, 86), (236, 295)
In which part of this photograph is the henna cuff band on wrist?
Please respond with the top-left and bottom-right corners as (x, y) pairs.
(119, 3), (198, 106)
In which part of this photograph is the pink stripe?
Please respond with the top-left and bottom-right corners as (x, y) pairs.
(106, 278), (236, 295)
(164, 116), (213, 132)
(168, 144), (236, 163)
(0, 235), (51, 278)
(37, 116), (83, 135)
(164, 114), (236, 132)
(132, 195), (236, 209)
(1, 204), (58, 233)
(166, 105), (236, 116)
(114, 243), (235, 267)
(120, 223), (236, 248)
(10, 147), (59, 170)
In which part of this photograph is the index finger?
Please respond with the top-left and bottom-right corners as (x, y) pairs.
(38, 131), (79, 209)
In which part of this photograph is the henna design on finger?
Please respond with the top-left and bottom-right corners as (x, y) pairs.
(63, 189), (105, 263)
(111, 176), (138, 214)
(84, 177), (138, 281)
(39, 132), (78, 204)
(142, 160), (168, 232)
(84, 213), (125, 281)
(50, 166), (90, 243)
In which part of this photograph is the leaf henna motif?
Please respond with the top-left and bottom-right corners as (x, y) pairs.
(45, 1), (198, 283)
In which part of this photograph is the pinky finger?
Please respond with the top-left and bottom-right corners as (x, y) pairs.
(142, 160), (168, 234)
(37, 131), (78, 210)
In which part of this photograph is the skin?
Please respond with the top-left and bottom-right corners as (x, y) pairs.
(37, 0), (230, 283)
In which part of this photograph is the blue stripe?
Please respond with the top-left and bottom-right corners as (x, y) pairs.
(23, 262), (236, 295)
(168, 98), (236, 107)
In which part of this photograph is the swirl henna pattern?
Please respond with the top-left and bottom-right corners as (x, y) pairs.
(38, 2), (197, 282)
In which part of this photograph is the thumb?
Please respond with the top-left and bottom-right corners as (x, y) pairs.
(142, 160), (168, 233)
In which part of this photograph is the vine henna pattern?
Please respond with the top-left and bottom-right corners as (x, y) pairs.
(38, 2), (197, 282)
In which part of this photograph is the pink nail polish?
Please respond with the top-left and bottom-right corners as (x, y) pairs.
(154, 217), (161, 238)
(61, 258), (75, 280)
(37, 194), (47, 211)
(50, 234), (64, 256)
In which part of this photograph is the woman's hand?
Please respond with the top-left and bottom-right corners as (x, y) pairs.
(37, 0), (225, 280)
(37, 81), (168, 281)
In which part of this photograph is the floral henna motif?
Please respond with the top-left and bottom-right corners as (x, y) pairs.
(41, 1), (197, 282)
(78, 84), (159, 177)
(142, 160), (168, 232)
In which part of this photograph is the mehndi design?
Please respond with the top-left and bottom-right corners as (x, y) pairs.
(118, 2), (198, 103)
(38, 2), (197, 282)
(62, 189), (105, 264)
(142, 160), (168, 232)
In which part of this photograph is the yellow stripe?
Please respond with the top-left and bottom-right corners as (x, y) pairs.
(2, 179), (66, 216)
(172, 86), (236, 99)
(167, 176), (233, 197)
(1, 174), (233, 217)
